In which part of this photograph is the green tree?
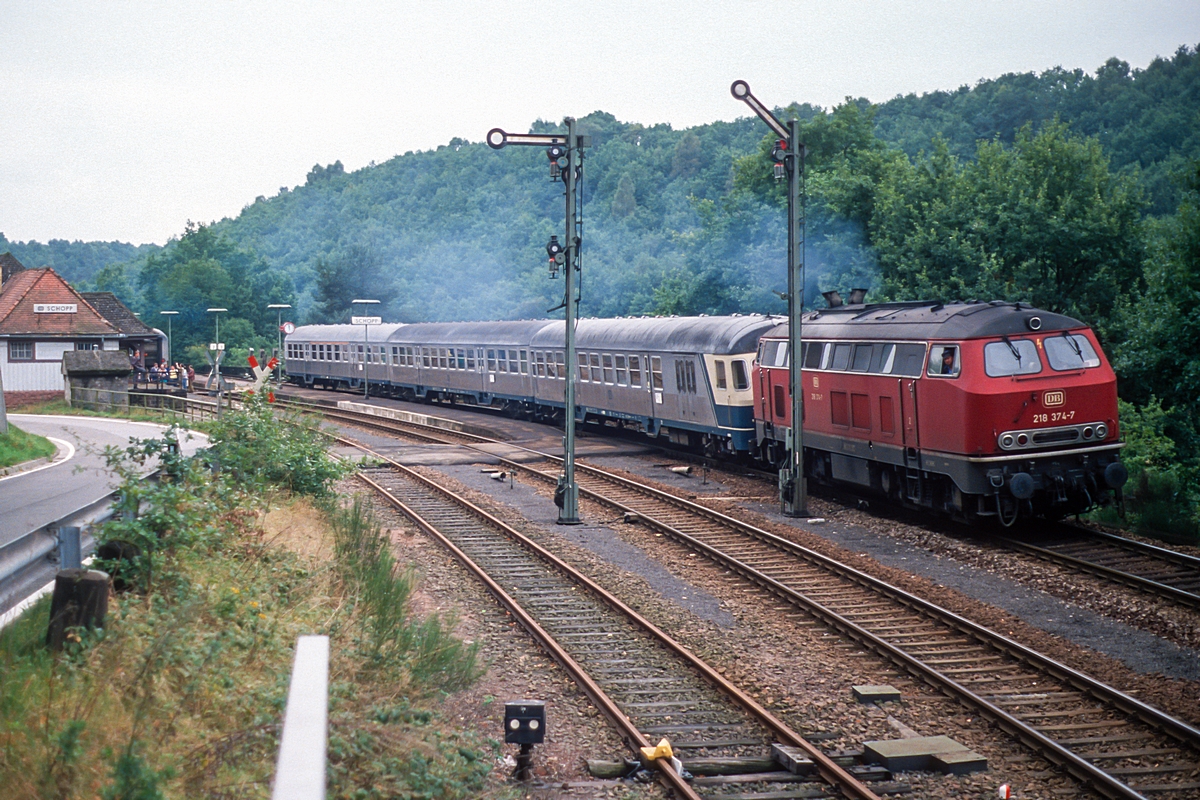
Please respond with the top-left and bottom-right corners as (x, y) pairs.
(863, 121), (1145, 328)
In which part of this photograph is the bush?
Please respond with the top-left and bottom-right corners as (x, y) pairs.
(1111, 398), (1200, 542)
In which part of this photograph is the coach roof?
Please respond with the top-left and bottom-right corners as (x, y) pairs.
(387, 320), (557, 345)
(763, 301), (1087, 341)
(531, 315), (783, 354)
(288, 323), (405, 343)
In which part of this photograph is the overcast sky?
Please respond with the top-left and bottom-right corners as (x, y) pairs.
(2, 1), (1197, 246)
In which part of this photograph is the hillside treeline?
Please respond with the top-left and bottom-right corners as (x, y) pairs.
(6, 45), (1200, 537)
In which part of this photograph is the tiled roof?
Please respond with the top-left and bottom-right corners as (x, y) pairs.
(0, 268), (119, 337)
(81, 292), (156, 336)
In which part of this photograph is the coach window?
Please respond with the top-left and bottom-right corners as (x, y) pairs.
(467, 349), (476, 370)
(534, 351), (544, 377)
(650, 356), (664, 390)
(555, 351), (565, 379)
(629, 355), (642, 387)
(602, 353), (614, 384)
(520, 350), (528, 374)
(851, 344), (873, 372)
(575, 352), (587, 381)
(615, 354), (628, 385)
(1045, 332), (1101, 371)
(830, 343), (852, 371)
(715, 360), (728, 390)
(486, 349), (496, 371)
(984, 339), (1042, 377)
(732, 359), (750, 391)
(585, 352), (598, 382)
(675, 361), (685, 392)
(457, 349), (466, 369)
(928, 344), (960, 377)
(685, 361), (697, 393)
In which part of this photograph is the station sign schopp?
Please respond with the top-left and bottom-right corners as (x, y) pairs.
(33, 304), (78, 313)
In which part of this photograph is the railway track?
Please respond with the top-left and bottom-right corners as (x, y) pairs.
(997, 529), (1200, 611)
(349, 447), (888, 800)
(305, 398), (1200, 798)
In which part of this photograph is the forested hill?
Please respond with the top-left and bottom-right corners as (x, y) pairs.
(0, 234), (153, 286)
(872, 44), (1200, 214)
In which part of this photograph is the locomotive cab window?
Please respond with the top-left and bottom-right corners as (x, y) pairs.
(830, 343), (851, 371)
(927, 345), (960, 378)
(1045, 332), (1101, 371)
(985, 338), (1042, 377)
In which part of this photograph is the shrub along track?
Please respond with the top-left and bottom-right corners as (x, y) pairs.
(348, 444), (887, 800)
(290, 398), (1200, 799)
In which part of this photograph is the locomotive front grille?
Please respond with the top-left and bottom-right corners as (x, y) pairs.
(998, 421), (1109, 452)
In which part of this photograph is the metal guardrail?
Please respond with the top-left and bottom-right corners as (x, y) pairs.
(272, 635), (329, 800)
(0, 492), (119, 617)
(70, 385), (227, 421)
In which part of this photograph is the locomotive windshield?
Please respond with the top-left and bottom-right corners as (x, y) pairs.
(1044, 332), (1101, 371)
(984, 338), (1043, 376)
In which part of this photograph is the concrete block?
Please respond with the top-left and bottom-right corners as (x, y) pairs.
(770, 743), (815, 775)
(852, 684), (902, 704)
(933, 749), (988, 775)
(864, 735), (986, 775)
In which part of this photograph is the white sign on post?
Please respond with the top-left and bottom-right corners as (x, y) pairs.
(351, 316), (382, 326)
(34, 304), (77, 313)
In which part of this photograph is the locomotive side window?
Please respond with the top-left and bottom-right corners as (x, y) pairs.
(732, 359), (750, 390)
(889, 343), (927, 376)
(803, 342), (825, 369)
(773, 384), (786, 418)
(615, 354), (628, 385)
(1045, 333), (1100, 371)
(985, 339), (1042, 377)
(831, 343), (852, 371)
(851, 344), (873, 372)
(629, 355), (642, 387)
(927, 345), (960, 377)
(651, 357), (664, 390)
(602, 354), (614, 384)
(870, 343), (894, 373)
(715, 360), (727, 390)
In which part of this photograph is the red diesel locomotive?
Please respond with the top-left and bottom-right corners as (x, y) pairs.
(753, 298), (1128, 523)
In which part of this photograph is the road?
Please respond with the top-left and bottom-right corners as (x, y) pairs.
(0, 414), (208, 547)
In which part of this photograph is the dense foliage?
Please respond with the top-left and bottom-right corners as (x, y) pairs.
(0, 406), (488, 799)
(6, 45), (1200, 536)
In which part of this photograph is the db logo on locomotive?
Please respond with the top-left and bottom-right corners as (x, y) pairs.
(1043, 391), (1065, 407)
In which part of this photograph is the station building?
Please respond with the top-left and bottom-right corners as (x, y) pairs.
(0, 254), (161, 407)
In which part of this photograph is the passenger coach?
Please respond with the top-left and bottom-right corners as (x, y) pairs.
(754, 299), (1127, 522)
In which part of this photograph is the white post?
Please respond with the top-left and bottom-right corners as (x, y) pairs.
(272, 635), (329, 800)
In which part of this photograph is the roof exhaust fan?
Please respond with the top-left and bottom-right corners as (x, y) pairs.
(822, 290), (843, 308)
(848, 288), (868, 305)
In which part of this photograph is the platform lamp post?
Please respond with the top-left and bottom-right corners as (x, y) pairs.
(159, 311), (178, 363)
(487, 120), (590, 525)
(731, 80), (809, 517)
(267, 303), (292, 382)
(352, 299), (380, 399)
(207, 307), (227, 420)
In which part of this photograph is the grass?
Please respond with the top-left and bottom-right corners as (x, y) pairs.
(0, 406), (497, 800)
(0, 423), (57, 469)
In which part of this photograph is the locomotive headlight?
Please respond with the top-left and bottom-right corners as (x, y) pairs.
(1001, 434), (1015, 448)
(1095, 423), (1108, 439)
(1016, 433), (1029, 446)
(1082, 426), (1094, 439)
